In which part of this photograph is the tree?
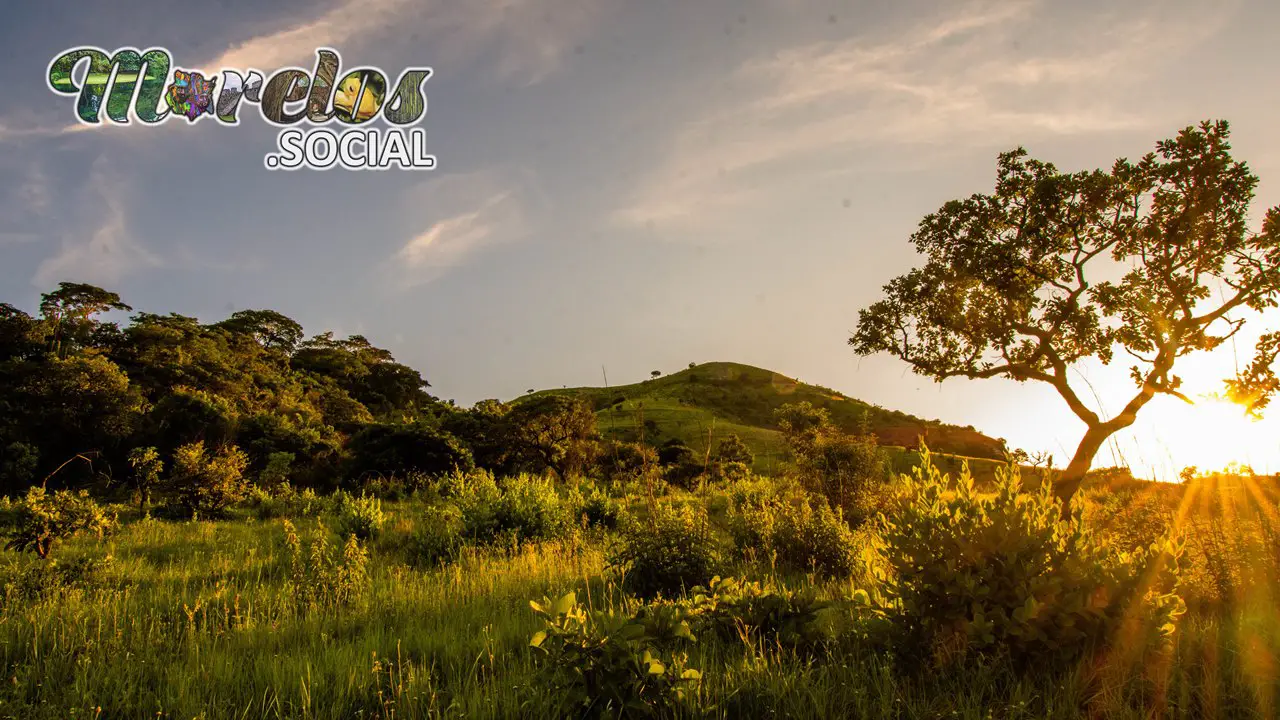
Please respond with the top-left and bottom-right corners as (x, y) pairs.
(214, 309), (304, 354)
(170, 441), (250, 517)
(346, 421), (474, 479)
(505, 395), (600, 479)
(650, 370), (661, 379)
(5, 486), (115, 559)
(38, 282), (131, 358)
(714, 434), (753, 466)
(127, 446), (163, 511)
(850, 121), (1280, 512)
(776, 403), (884, 523)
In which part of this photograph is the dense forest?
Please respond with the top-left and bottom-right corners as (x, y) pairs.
(0, 281), (619, 501)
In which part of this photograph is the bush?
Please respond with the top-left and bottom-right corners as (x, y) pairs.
(611, 504), (724, 598)
(259, 451), (295, 486)
(127, 446), (164, 511)
(729, 495), (859, 578)
(347, 422), (474, 480)
(331, 490), (385, 540)
(408, 504), (465, 566)
(877, 451), (1184, 665)
(491, 474), (569, 543)
(282, 519), (369, 611)
(528, 591), (701, 718)
(679, 576), (834, 650)
(244, 482), (324, 520)
(444, 470), (570, 546)
(567, 483), (623, 530)
(708, 460), (750, 484)
(1, 554), (120, 603)
(3, 487), (116, 558)
(170, 441), (250, 517)
(713, 434), (754, 466)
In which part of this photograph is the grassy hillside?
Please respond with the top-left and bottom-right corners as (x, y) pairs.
(522, 361), (1007, 474)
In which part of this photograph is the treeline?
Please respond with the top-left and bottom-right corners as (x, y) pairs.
(0, 282), (625, 500)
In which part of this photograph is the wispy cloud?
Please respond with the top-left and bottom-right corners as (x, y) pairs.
(33, 156), (162, 288)
(615, 0), (1227, 230)
(391, 170), (532, 288)
(205, 0), (611, 85)
(2, 0), (612, 142)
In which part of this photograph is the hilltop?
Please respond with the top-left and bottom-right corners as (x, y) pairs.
(521, 361), (1006, 473)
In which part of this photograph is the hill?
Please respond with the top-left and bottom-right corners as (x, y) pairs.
(521, 362), (1006, 474)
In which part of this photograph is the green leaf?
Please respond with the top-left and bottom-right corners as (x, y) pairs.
(552, 592), (576, 615)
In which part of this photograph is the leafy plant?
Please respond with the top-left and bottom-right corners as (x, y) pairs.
(408, 504), (465, 566)
(127, 446), (164, 511)
(281, 519), (369, 611)
(877, 450), (1184, 665)
(611, 504), (724, 598)
(170, 441), (250, 517)
(728, 494), (859, 578)
(332, 490), (385, 540)
(679, 576), (835, 650)
(3, 486), (116, 559)
(528, 591), (701, 718)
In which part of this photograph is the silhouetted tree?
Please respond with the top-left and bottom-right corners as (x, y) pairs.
(850, 121), (1280, 512)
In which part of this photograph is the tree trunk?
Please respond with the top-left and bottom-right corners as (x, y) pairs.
(1052, 423), (1114, 517)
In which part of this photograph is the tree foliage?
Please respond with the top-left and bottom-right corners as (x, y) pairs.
(850, 121), (1280, 508)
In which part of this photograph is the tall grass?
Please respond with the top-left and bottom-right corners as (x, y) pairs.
(0, 476), (1278, 718)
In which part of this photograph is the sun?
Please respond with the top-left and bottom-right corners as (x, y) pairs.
(1143, 393), (1274, 477)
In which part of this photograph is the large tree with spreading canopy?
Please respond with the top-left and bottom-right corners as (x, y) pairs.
(850, 121), (1280, 511)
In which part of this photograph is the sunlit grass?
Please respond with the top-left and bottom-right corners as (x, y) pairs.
(0, 480), (1278, 718)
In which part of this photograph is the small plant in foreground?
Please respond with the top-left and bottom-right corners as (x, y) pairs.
(528, 591), (701, 718)
(3, 486), (115, 559)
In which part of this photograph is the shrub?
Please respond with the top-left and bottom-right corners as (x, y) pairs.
(679, 576), (834, 650)
(708, 460), (751, 484)
(443, 470), (570, 546)
(776, 403), (886, 524)
(877, 451), (1184, 665)
(408, 504), (465, 566)
(567, 483), (623, 530)
(127, 446), (164, 511)
(729, 495), (859, 578)
(259, 451), (295, 486)
(4, 487), (116, 558)
(332, 490), (385, 540)
(347, 422), (475, 479)
(170, 441), (250, 517)
(282, 519), (369, 611)
(244, 482), (324, 520)
(1, 554), (119, 603)
(611, 504), (724, 598)
(714, 434), (754, 466)
(491, 474), (569, 543)
(528, 591), (701, 718)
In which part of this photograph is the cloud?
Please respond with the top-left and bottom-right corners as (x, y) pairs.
(1, 0), (612, 143)
(32, 156), (162, 288)
(391, 170), (531, 288)
(614, 0), (1227, 230)
(204, 0), (611, 86)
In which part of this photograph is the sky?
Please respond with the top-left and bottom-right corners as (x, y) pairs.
(3, 0), (1280, 479)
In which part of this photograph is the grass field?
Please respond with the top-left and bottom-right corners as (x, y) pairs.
(2, 467), (1279, 719)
